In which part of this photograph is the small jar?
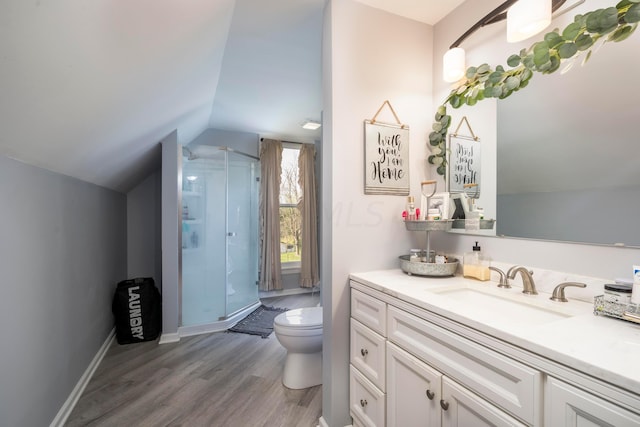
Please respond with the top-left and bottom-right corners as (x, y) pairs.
(409, 249), (421, 262)
(421, 250), (435, 263)
(604, 283), (632, 305)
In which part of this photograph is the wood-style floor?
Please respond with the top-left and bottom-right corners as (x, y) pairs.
(66, 292), (322, 427)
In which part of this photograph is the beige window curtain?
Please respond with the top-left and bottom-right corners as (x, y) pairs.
(298, 143), (319, 288)
(259, 139), (283, 291)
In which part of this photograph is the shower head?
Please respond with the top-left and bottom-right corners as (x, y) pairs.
(182, 147), (197, 160)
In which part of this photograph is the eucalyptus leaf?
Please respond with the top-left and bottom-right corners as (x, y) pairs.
(466, 96), (478, 106)
(507, 54), (521, 67)
(545, 32), (565, 49)
(505, 76), (520, 90)
(428, 155), (435, 164)
(546, 55), (561, 74)
(429, 132), (442, 145)
(609, 23), (636, 41)
(489, 71), (503, 84)
(450, 94), (462, 108)
(440, 115), (451, 128)
(465, 67), (477, 79)
(477, 63), (491, 74)
(625, 3), (640, 22)
(533, 47), (551, 68)
(433, 122), (443, 132)
(563, 22), (582, 40)
(436, 165), (446, 176)
(575, 34), (594, 50)
(587, 7), (618, 33)
(558, 42), (578, 58)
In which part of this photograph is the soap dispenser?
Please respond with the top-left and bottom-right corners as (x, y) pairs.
(463, 241), (491, 281)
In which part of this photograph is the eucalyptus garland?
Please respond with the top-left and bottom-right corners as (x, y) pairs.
(428, 0), (640, 177)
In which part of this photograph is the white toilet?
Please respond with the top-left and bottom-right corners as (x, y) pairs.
(273, 306), (323, 389)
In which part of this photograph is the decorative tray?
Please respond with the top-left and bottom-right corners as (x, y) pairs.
(399, 255), (458, 277)
(404, 220), (453, 232)
(451, 219), (496, 230)
(593, 295), (638, 324)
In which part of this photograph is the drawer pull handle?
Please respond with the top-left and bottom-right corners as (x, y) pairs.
(440, 400), (449, 411)
(360, 399), (368, 407)
(360, 348), (368, 357)
(425, 389), (435, 400)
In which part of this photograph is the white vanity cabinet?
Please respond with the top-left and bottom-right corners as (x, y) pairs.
(545, 377), (640, 426)
(350, 278), (640, 427)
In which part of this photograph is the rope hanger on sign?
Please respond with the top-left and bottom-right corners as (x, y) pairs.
(370, 100), (407, 129)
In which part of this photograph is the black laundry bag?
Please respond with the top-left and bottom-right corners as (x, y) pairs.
(112, 277), (162, 344)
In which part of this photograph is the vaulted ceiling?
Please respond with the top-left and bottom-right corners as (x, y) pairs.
(1, 0), (462, 193)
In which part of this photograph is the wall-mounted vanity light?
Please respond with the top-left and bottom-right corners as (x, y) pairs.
(443, 0), (567, 82)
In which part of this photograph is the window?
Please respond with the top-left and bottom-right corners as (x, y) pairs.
(280, 145), (301, 268)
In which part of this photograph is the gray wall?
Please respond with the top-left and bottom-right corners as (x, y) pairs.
(0, 155), (127, 427)
(161, 132), (181, 338)
(127, 171), (162, 282)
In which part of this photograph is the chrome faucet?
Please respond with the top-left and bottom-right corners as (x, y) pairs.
(506, 266), (537, 295)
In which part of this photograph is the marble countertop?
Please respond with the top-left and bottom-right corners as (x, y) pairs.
(349, 269), (640, 396)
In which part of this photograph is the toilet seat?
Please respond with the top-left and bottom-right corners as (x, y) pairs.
(274, 307), (322, 329)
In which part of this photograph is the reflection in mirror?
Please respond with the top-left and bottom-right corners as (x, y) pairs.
(496, 30), (640, 247)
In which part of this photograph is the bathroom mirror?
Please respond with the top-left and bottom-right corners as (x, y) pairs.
(496, 31), (640, 247)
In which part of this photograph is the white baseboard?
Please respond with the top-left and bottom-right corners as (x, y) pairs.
(317, 416), (352, 427)
(260, 287), (318, 299)
(50, 328), (115, 427)
(158, 332), (180, 344)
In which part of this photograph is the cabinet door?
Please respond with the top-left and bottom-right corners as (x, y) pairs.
(546, 377), (640, 426)
(386, 342), (442, 427)
(441, 377), (527, 427)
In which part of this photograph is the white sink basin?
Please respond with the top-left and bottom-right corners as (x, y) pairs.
(428, 283), (592, 328)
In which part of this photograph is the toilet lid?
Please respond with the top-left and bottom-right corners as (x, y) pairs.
(274, 306), (322, 329)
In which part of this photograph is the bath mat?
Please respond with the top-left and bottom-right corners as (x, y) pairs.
(228, 305), (288, 338)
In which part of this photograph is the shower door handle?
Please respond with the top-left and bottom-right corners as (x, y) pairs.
(227, 232), (237, 237)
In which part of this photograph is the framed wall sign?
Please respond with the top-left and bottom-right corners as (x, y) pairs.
(448, 134), (481, 193)
(364, 120), (410, 195)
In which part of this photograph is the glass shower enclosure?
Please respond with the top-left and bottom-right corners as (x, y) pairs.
(180, 146), (260, 329)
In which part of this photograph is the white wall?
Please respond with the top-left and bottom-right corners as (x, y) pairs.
(322, 1), (434, 424)
(0, 155), (126, 427)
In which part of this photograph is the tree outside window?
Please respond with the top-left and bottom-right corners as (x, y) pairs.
(280, 147), (301, 265)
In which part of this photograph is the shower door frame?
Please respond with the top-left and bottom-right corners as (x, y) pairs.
(178, 145), (260, 330)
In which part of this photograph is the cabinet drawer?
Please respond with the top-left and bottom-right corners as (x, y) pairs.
(351, 288), (387, 336)
(351, 319), (386, 391)
(387, 305), (541, 425)
(350, 365), (386, 427)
